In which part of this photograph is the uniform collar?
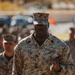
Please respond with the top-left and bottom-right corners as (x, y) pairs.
(2, 52), (13, 62)
(31, 33), (54, 48)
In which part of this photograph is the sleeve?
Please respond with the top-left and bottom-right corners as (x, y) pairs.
(12, 44), (24, 75)
(56, 45), (74, 75)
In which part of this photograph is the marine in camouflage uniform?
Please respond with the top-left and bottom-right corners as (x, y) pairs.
(0, 34), (16, 75)
(12, 13), (74, 75)
(65, 27), (75, 75)
(0, 52), (13, 75)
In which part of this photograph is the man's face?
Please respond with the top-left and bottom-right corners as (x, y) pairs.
(34, 24), (48, 37)
(3, 42), (15, 52)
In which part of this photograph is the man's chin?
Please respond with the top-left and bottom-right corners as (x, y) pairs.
(37, 34), (45, 37)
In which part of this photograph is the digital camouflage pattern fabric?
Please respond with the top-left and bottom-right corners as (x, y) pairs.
(33, 13), (49, 25)
(12, 33), (74, 75)
(0, 52), (13, 75)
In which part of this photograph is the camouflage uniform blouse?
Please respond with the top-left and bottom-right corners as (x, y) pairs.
(12, 33), (74, 75)
(0, 52), (13, 75)
(65, 40), (75, 75)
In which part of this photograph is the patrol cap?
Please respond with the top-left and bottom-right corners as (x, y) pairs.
(70, 27), (75, 33)
(33, 12), (49, 25)
(2, 34), (16, 43)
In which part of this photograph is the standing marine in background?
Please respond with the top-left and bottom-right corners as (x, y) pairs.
(65, 27), (75, 75)
(0, 34), (16, 75)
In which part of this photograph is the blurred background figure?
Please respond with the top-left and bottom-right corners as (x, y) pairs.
(0, 34), (16, 75)
(65, 27), (75, 75)
(19, 27), (30, 40)
(2, 24), (10, 35)
(69, 27), (75, 42)
(10, 26), (19, 43)
(0, 33), (3, 53)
